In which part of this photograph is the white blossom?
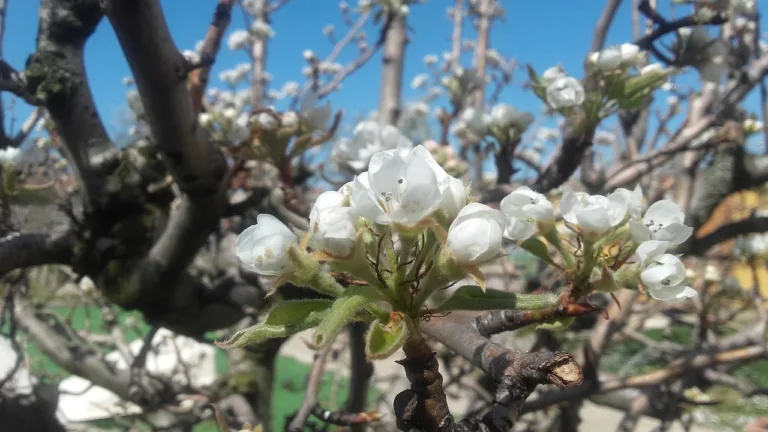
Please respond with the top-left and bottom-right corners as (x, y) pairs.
(334, 121), (413, 171)
(675, 28), (727, 83)
(299, 89), (332, 130)
(588, 43), (641, 71)
(640, 63), (666, 74)
(235, 214), (297, 276)
(0, 147), (21, 164)
(227, 30), (250, 50)
(459, 107), (491, 137)
(629, 198), (693, 246)
(322, 24), (335, 36)
(560, 190), (628, 235)
(198, 113), (213, 127)
(424, 54), (438, 65)
(309, 191), (358, 257)
(281, 81), (300, 98)
(282, 111), (300, 130)
(546, 77), (585, 109)
(350, 146), (443, 226)
(446, 203), (506, 265)
(410, 145), (467, 219)
(250, 20), (275, 39)
(490, 104), (534, 131)
(500, 186), (555, 241)
(411, 73), (429, 89)
(255, 113), (278, 131)
(541, 66), (566, 85)
(636, 240), (697, 303)
(223, 107), (238, 120)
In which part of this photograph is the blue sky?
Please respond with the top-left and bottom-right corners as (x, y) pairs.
(1, 0), (766, 147)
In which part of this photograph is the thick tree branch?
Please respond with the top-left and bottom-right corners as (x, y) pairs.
(379, 12), (407, 125)
(534, 114), (595, 192)
(0, 231), (75, 275)
(104, 0), (227, 197)
(25, 0), (120, 211)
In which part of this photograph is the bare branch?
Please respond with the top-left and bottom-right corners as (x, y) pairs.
(379, 12), (407, 125)
(0, 231), (75, 276)
(188, 0), (236, 113)
(591, 0), (624, 53)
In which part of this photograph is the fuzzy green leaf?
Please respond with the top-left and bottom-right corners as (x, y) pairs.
(520, 237), (555, 266)
(434, 285), (557, 312)
(216, 300), (333, 349)
(310, 294), (368, 349)
(366, 318), (408, 360)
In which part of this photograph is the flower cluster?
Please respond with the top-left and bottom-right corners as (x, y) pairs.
(229, 141), (699, 356)
(452, 104), (534, 143)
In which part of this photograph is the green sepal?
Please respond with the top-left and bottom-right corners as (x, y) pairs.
(365, 316), (408, 360)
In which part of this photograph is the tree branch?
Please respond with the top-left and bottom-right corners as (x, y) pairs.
(25, 0), (120, 211)
(379, 11), (407, 125)
(0, 231), (75, 276)
(188, 0), (236, 113)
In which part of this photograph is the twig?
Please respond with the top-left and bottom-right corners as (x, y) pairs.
(188, 0), (236, 113)
(287, 341), (334, 431)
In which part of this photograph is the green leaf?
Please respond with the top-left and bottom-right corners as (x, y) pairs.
(520, 237), (555, 266)
(526, 64), (549, 103)
(265, 300), (334, 326)
(216, 300), (333, 349)
(310, 294), (369, 349)
(434, 285), (557, 312)
(618, 91), (651, 110)
(537, 317), (575, 331)
(526, 64), (541, 85)
(365, 317), (408, 360)
(344, 284), (392, 303)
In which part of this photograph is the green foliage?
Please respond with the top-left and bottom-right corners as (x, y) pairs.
(434, 285), (558, 312)
(216, 300), (333, 349)
(520, 237), (556, 266)
(365, 317), (408, 359)
(311, 294), (369, 348)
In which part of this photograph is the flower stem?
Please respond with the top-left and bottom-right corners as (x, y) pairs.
(543, 227), (575, 270)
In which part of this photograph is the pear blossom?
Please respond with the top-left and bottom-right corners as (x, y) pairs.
(309, 191), (358, 257)
(0, 147), (20, 164)
(546, 77), (585, 109)
(640, 63), (666, 75)
(236, 214), (297, 276)
(500, 186), (555, 241)
(423, 54), (438, 65)
(560, 190), (628, 235)
(629, 199), (692, 246)
(334, 121), (413, 171)
(541, 66), (566, 85)
(410, 145), (467, 219)
(281, 111), (300, 130)
(250, 20), (275, 39)
(446, 203), (506, 265)
(281, 81), (300, 97)
(198, 113), (213, 127)
(255, 113), (278, 131)
(350, 146), (444, 226)
(298, 89), (332, 130)
(459, 107), (491, 137)
(411, 73), (429, 89)
(490, 104), (534, 131)
(588, 43), (641, 70)
(636, 240), (697, 303)
(227, 30), (250, 50)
